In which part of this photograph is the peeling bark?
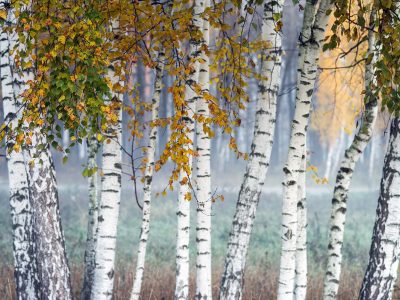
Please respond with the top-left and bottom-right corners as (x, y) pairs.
(25, 131), (72, 299)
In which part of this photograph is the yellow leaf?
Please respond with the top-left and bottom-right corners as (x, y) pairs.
(28, 160), (35, 168)
(58, 35), (66, 45)
(0, 10), (7, 20)
(13, 144), (20, 152)
(180, 177), (188, 185)
(38, 89), (45, 97)
(184, 192), (192, 201)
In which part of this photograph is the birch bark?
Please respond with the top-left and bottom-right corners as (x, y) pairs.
(294, 147), (307, 300)
(25, 130), (72, 299)
(90, 81), (123, 300)
(323, 18), (379, 299)
(81, 136), (100, 300)
(90, 21), (124, 298)
(129, 47), (165, 300)
(174, 1), (205, 298)
(0, 5), (38, 298)
(2, 3), (71, 298)
(277, 0), (332, 298)
(219, 0), (283, 298)
(195, 1), (212, 297)
(358, 117), (400, 300)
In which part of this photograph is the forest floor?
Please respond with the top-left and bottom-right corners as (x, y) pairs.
(0, 185), (385, 299)
(2, 264), (396, 299)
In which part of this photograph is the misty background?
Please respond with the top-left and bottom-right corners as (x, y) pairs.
(0, 1), (388, 296)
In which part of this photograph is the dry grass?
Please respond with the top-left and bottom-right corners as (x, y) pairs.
(1, 264), (384, 300)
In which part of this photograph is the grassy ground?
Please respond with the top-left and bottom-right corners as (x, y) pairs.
(0, 185), (380, 299)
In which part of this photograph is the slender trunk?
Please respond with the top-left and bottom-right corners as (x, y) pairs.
(358, 117), (400, 300)
(129, 48), (165, 300)
(294, 146), (307, 300)
(175, 177), (192, 300)
(323, 19), (379, 300)
(195, 1), (212, 297)
(25, 129), (72, 299)
(62, 128), (70, 149)
(368, 136), (376, 180)
(81, 136), (100, 300)
(79, 141), (86, 160)
(332, 130), (345, 177)
(219, 1), (283, 298)
(90, 68), (123, 299)
(174, 1), (205, 299)
(0, 7), (39, 298)
(324, 142), (334, 179)
(277, 0), (331, 298)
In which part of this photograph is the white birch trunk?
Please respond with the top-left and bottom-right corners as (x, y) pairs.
(195, 1), (212, 297)
(324, 142), (335, 179)
(0, 6), (38, 298)
(129, 47), (165, 300)
(294, 146), (307, 300)
(277, 0), (331, 298)
(332, 130), (345, 176)
(2, 4), (71, 298)
(62, 129), (70, 149)
(219, 0), (283, 298)
(81, 136), (100, 300)
(79, 140), (86, 160)
(323, 20), (379, 300)
(174, 1), (205, 298)
(175, 176), (192, 300)
(90, 62), (124, 300)
(368, 136), (377, 180)
(358, 117), (400, 300)
(25, 130), (72, 299)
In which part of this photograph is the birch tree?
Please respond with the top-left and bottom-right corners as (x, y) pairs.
(81, 136), (100, 300)
(277, 0), (332, 298)
(358, 117), (400, 300)
(0, 5), (38, 298)
(195, 0), (212, 297)
(2, 2), (73, 298)
(129, 41), (166, 300)
(25, 129), (72, 299)
(219, 0), (284, 297)
(90, 23), (124, 300)
(174, 1), (205, 298)
(323, 16), (379, 299)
